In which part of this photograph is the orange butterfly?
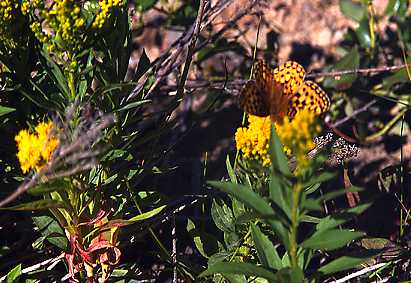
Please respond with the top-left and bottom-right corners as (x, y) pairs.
(239, 60), (330, 122)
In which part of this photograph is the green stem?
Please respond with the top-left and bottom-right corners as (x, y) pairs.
(365, 108), (407, 142)
(289, 183), (302, 268)
(68, 72), (76, 100)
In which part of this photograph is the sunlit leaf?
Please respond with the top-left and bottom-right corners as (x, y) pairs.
(302, 229), (364, 251)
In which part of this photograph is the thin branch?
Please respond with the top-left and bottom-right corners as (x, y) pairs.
(306, 64), (411, 78)
(330, 99), (378, 128)
(0, 254), (64, 281)
(331, 261), (397, 283)
(175, 0), (207, 98)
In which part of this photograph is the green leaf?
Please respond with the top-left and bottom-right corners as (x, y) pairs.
(32, 216), (68, 250)
(275, 267), (304, 283)
(226, 155), (237, 184)
(302, 229), (364, 251)
(251, 224), (283, 270)
(127, 205), (166, 222)
(318, 186), (363, 202)
(339, 0), (365, 22)
(187, 218), (219, 258)
(211, 199), (235, 233)
(39, 47), (70, 97)
(209, 181), (289, 248)
(269, 125), (291, 177)
(318, 250), (380, 275)
(268, 125), (292, 215)
(0, 199), (66, 211)
(28, 179), (69, 196)
(384, 0), (409, 16)
(316, 202), (371, 232)
(136, 0), (158, 11)
(0, 106), (15, 117)
(222, 273), (247, 283)
(199, 262), (278, 281)
(356, 18), (372, 49)
(302, 172), (336, 191)
(114, 99), (151, 112)
(5, 264), (21, 283)
(382, 59), (411, 89)
(323, 47), (360, 89)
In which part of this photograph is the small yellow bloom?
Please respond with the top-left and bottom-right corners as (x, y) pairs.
(276, 109), (321, 169)
(15, 121), (59, 173)
(235, 109), (320, 169)
(92, 0), (124, 29)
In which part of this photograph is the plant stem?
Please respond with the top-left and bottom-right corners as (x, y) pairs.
(68, 72), (76, 100)
(289, 182), (302, 268)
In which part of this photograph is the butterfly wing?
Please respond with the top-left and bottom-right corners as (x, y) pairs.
(288, 80), (330, 118)
(238, 80), (270, 117)
(273, 61), (306, 98)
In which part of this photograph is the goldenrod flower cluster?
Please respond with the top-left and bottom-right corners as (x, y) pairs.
(277, 109), (321, 169)
(25, 0), (86, 55)
(15, 121), (59, 173)
(235, 110), (320, 168)
(235, 115), (275, 167)
(92, 0), (124, 29)
(0, 0), (20, 49)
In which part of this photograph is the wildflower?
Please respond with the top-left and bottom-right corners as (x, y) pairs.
(15, 121), (59, 173)
(235, 109), (320, 169)
(235, 115), (272, 166)
(0, 0), (21, 49)
(276, 109), (321, 169)
(92, 0), (125, 29)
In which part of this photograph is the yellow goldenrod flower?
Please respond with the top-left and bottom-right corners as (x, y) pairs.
(92, 0), (124, 29)
(15, 121), (59, 173)
(0, 0), (21, 49)
(276, 109), (321, 169)
(235, 109), (320, 169)
(235, 115), (274, 167)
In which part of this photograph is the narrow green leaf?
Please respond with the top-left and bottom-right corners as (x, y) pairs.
(302, 172), (336, 190)
(268, 125), (292, 215)
(0, 199), (65, 211)
(318, 186), (363, 202)
(275, 267), (304, 283)
(187, 218), (219, 258)
(251, 224), (283, 270)
(28, 179), (68, 196)
(114, 99), (151, 112)
(0, 106), (15, 117)
(209, 182), (274, 219)
(226, 155), (237, 184)
(222, 273), (247, 283)
(39, 47), (70, 97)
(382, 58), (411, 89)
(5, 264), (21, 283)
(384, 0), (408, 16)
(269, 125), (290, 176)
(318, 250), (380, 275)
(199, 262), (278, 281)
(127, 205), (166, 222)
(316, 202), (371, 232)
(356, 18), (372, 49)
(302, 229), (364, 251)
